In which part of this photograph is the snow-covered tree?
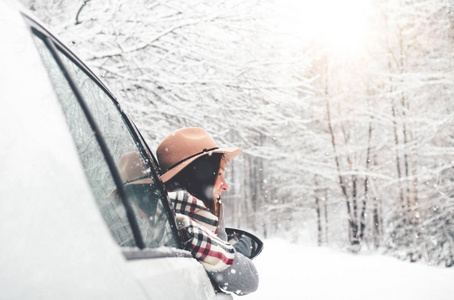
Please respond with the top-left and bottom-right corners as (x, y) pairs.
(22, 0), (454, 265)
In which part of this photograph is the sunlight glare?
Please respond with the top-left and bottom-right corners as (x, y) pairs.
(280, 0), (373, 56)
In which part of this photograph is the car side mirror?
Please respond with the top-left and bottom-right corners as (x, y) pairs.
(225, 227), (264, 259)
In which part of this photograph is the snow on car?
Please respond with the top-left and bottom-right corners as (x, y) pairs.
(0, 1), (233, 299)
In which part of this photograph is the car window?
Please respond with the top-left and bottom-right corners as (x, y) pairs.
(31, 31), (178, 249)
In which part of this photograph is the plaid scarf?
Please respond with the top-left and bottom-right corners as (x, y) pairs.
(169, 191), (218, 233)
(169, 191), (235, 272)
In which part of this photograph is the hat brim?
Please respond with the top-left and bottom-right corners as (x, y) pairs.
(160, 147), (243, 183)
(107, 177), (155, 199)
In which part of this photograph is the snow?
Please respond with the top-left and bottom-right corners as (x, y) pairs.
(238, 238), (454, 300)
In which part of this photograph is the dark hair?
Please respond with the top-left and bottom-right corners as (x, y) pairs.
(167, 153), (223, 214)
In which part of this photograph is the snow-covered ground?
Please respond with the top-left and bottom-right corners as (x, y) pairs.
(237, 238), (454, 300)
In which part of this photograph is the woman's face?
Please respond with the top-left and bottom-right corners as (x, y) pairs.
(213, 159), (228, 200)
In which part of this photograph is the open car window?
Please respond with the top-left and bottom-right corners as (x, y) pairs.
(30, 25), (179, 250)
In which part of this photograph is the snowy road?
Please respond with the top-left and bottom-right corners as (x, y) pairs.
(237, 238), (454, 300)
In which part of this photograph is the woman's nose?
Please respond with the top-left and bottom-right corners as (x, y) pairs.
(221, 176), (229, 191)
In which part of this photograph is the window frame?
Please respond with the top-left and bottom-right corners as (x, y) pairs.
(23, 14), (184, 256)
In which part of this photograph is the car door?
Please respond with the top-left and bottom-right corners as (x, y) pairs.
(23, 13), (221, 300)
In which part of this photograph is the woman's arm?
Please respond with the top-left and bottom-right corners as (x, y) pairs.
(176, 213), (259, 295)
(211, 214), (259, 295)
(209, 251), (259, 295)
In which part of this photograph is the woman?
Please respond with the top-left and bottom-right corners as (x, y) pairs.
(156, 127), (259, 296)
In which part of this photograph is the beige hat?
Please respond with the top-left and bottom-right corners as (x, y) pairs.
(108, 152), (153, 198)
(156, 127), (242, 183)
(117, 151), (154, 185)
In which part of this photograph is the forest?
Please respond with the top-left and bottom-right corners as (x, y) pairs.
(21, 0), (454, 267)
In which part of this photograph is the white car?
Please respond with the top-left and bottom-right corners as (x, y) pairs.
(0, 1), (261, 299)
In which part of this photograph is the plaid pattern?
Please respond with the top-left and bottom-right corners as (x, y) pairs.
(169, 191), (218, 233)
(176, 213), (235, 272)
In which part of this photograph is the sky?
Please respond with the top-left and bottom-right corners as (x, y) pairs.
(237, 238), (454, 300)
(275, 0), (377, 57)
